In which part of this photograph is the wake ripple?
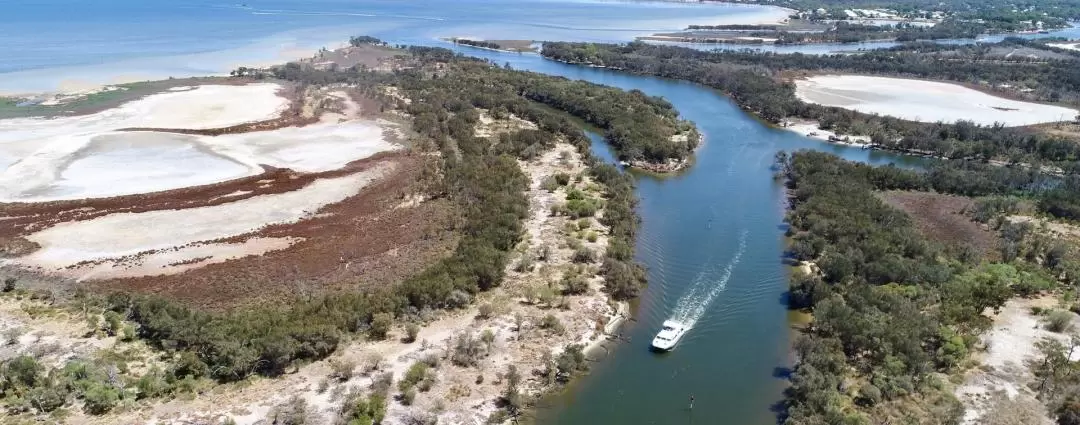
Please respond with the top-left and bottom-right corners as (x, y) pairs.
(668, 230), (748, 329)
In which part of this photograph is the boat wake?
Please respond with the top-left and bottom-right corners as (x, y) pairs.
(668, 230), (748, 330)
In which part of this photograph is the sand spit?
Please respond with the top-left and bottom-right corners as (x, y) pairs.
(8, 164), (394, 280)
(795, 75), (1079, 127)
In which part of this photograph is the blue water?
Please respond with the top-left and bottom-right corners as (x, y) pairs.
(4, 1), (1075, 93)
(0, 2), (953, 423)
(436, 42), (926, 424)
(0, 0), (785, 93)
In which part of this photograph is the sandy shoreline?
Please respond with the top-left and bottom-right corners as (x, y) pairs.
(779, 119), (870, 147)
(0, 42), (347, 99)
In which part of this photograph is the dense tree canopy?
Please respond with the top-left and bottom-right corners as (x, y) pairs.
(782, 151), (1062, 424)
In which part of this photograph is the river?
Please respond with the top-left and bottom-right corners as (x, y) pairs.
(4, 1), (936, 423)
(429, 45), (928, 424)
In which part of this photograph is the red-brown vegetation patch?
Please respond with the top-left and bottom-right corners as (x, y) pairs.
(87, 153), (458, 310)
(1, 151), (458, 310)
(878, 190), (1000, 259)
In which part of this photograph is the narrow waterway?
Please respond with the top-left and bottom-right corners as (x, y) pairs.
(417, 44), (927, 424)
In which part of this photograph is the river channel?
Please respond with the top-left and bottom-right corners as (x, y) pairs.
(423, 45), (928, 424)
(2, 1), (949, 422)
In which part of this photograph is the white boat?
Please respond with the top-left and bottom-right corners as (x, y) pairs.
(651, 320), (687, 351)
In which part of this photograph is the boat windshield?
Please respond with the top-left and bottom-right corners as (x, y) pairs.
(662, 325), (675, 332)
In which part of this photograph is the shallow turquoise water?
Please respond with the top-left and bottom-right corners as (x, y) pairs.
(4, 0), (1075, 93)
(0, 0), (783, 93)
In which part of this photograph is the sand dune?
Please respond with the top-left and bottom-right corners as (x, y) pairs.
(795, 75), (1079, 127)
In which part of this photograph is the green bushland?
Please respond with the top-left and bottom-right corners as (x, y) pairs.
(274, 46), (697, 167)
(541, 40), (1080, 162)
(780, 150), (1071, 424)
(2, 45), (654, 401)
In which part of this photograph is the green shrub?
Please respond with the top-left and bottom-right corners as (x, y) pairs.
(572, 248), (596, 264)
(330, 358), (356, 382)
(477, 303), (495, 319)
(405, 323), (420, 343)
(452, 332), (485, 367)
(540, 176), (560, 192)
(369, 312), (393, 340)
(82, 382), (121, 414)
(565, 199), (597, 218)
(540, 314), (565, 335)
(399, 362), (430, 392)
(1047, 310), (1074, 333)
(402, 388), (417, 405)
(561, 273), (589, 295)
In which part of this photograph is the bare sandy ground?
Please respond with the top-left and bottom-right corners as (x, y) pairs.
(780, 120), (870, 146)
(7, 164), (394, 280)
(1048, 42), (1080, 52)
(955, 296), (1074, 425)
(795, 75), (1079, 127)
(0, 295), (112, 368)
(0, 85), (396, 202)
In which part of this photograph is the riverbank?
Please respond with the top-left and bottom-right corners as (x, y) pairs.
(778, 119), (870, 147)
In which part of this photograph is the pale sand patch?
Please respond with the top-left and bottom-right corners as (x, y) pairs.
(1048, 42), (1080, 52)
(955, 297), (1073, 425)
(1008, 215), (1080, 241)
(72, 237), (301, 280)
(795, 75), (1079, 127)
(0, 120), (397, 202)
(780, 120), (870, 146)
(0, 296), (111, 368)
(7, 164), (394, 278)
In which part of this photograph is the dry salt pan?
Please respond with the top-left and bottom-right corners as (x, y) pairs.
(0, 84), (397, 202)
(795, 75), (1079, 127)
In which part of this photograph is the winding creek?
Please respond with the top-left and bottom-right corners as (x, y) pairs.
(419, 45), (929, 424)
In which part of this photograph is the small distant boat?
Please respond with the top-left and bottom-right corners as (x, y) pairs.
(651, 320), (687, 351)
